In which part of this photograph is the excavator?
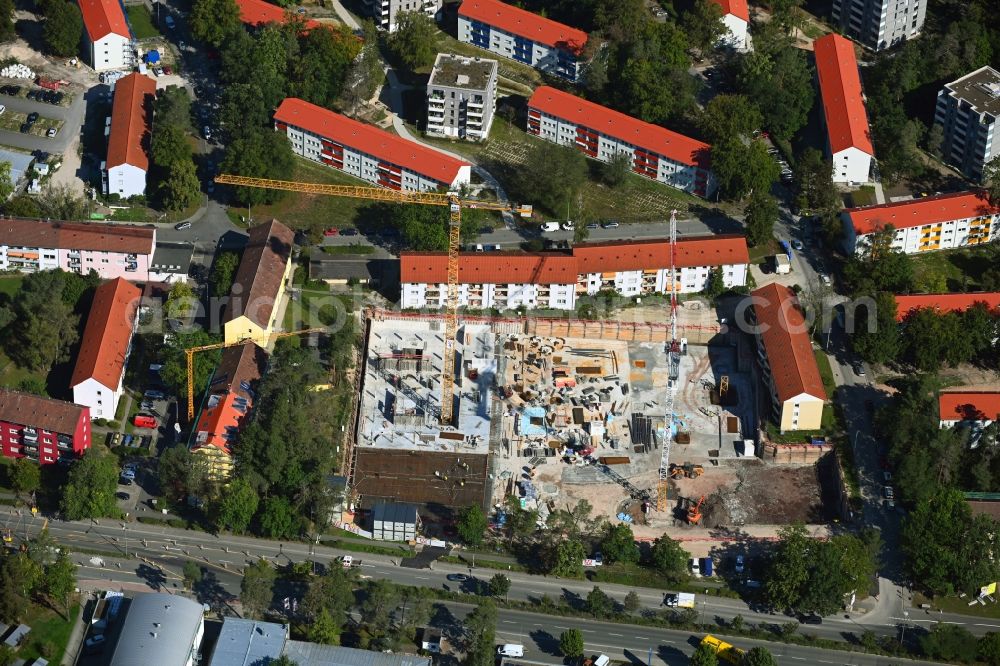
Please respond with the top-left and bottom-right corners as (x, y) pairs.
(687, 495), (706, 525)
(668, 463), (705, 479)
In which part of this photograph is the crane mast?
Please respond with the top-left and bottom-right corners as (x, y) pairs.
(657, 209), (680, 511)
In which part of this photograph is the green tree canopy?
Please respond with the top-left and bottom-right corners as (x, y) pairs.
(10, 459), (41, 499)
(794, 148), (839, 213)
(240, 558), (276, 619)
(291, 26), (362, 109)
(457, 504), (488, 546)
(216, 477), (259, 533)
(488, 573), (511, 598)
(259, 495), (298, 539)
(851, 292), (900, 364)
(44, 550), (76, 615)
(744, 192), (779, 247)
(712, 138), (779, 201)
(559, 628), (585, 657)
(210, 251), (241, 298)
(585, 585), (614, 618)
(190, 0), (242, 47)
(60, 453), (119, 520)
(699, 95), (763, 144)
(221, 129), (296, 206)
(742, 646), (778, 666)
(2, 270), (81, 372)
(737, 46), (814, 140)
(387, 11), (437, 70)
(465, 600), (497, 666)
(42, 0), (83, 57)
(516, 141), (588, 218)
(601, 523), (640, 564)
(680, 0), (724, 53)
(0, 0), (15, 42)
(689, 642), (719, 666)
(549, 540), (586, 578)
(650, 533), (689, 581)
(844, 225), (914, 294)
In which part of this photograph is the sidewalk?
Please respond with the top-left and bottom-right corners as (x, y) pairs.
(59, 594), (88, 666)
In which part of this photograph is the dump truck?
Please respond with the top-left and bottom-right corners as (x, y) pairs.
(700, 635), (745, 664)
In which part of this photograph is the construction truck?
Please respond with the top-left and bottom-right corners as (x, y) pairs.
(700, 635), (745, 664)
(687, 495), (706, 525)
(668, 463), (705, 479)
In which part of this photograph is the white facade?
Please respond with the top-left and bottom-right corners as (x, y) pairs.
(457, 15), (581, 82)
(105, 162), (147, 199)
(580, 264), (748, 297)
(361, 0), (441, 32)
(832, 146), (873, 184)
(402, 281), (577, 311)
(280, 123), (471, 192)
(719, 14), (749, 51)
(86, 32), (133, 72)
(73, 377), (124, 421)
(934, 67), (1000, 182)
(831, 0), (926, 51)
(844, 210), (999, 255)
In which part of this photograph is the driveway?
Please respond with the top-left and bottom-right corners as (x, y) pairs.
(0, 88), (85, 153)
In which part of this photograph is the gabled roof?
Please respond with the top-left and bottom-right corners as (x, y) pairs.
(751, 283), (827, 403)
(193, 392), (245, 453)
(939, 389), (1000, 422)
(274, 98), (470, 186)
(106, 73), (156, 171)
(0, 390), (87, 435)
(400, 251), (578, 285)
(895, 292), (1000, 322)
(846, 190), (999, 235)
(572, 235), (749, 274)
(71, 278), (142, 390)
(0, 218), (155, 254)
(710, 0), (749, 22)
(223, 220), (294, 328)
(813, 33), (873, 156)
(235, 0), (320, 28)
(458, 0), (588, 55)
(78, 0), (131, 41)
(527, 86), (712, 169)
(208, 341), (268, 402)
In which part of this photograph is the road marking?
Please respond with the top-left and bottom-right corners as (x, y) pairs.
(415, 576), (429, 580)
(555, 626), (569, 630)
(502, 620), (515, 624)
(608, 633), (622, 637)
(976, 623), (1000, 628)
(634, 636), (649, 640)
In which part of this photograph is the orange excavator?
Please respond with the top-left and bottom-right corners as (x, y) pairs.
(687, 495), (706, 525)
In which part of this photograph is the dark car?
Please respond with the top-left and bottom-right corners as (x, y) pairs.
(801, 614), (823, 625)
(27, 112), (38, 123)
(446, 573), (468, 582)
(19, 122), (30, 133)
(116, 492), (130, 500)
(341, 228), (358, 236)
(25, 90), (36, 100)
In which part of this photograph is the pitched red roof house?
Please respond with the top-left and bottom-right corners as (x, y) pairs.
(814, 33), (873, 157)
(895, 292), (1000, 322)
(70, 278), (142, 391)
(193, 342), (268, 453)
(0, 390), (89, 436)
(400, 252), (578, 285)
(223, 220), (294, 328)
(458, 0), (588, 54)
(78, 0), (130, 41)
(236, 0), (320, 28)
(106, 73), (156, 170)
(572, 236), (749, 274)
(710, 0), (749, 21)
(0, 219), (155, 254)
(939, 390), (1000, 423)
(527, 86), (712, 169)
(274, 98), (471, 186)
(845, 190), (999, 236)
(751, 283), (827, 403)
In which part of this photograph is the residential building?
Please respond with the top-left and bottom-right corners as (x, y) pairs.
(0, 149), (35, 189)
(222, 220), (295, 345)
(236, 0), (321, 28)
(104, 73), (157, 199)
(0, 390), (91, 465)
(109, 593), (204, 666)
(78, 0), (134, 71)
(190, 341), (268, 481)
(934, 66), (1000, 182)
(281, 643), (432, 666)
(0, 218), (155, 280)
(274, 98), (472, 191)
(360, 0), (441, 32)
(309, 256), (381, 285)
(70, 278), (142, 421)
(830, 0), (926, 51)
(749, 283), (827, 432)
(426, 53), (499, 141)
(841, 190), (999, 255)
(148, 242), (195, 283)
(814, 33), (874, 184)
(400, 236), (750, 310)
(939, 389), (1000, 441)
(458, 0), (588, 82)
(527, 86), (716, 197)
(894, 292), (1000, 321)
(710, 0), (749, 50)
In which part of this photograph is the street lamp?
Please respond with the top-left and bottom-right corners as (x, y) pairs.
(900, 610), (910, 645)
(123, 523), (128, 558)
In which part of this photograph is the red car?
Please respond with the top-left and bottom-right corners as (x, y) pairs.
(163, 65), (173, 75)
(324, 228), (339, 236)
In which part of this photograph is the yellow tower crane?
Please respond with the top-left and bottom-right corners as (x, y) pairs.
(213, 174), (533, 427)
(186, 327), (326, 421)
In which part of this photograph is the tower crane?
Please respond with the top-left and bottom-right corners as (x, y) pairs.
(657, 209), (681, 512)
(214, 174), (533, 426)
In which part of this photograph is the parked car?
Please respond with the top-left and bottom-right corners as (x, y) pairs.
(601, 221), (620, 229)
(690, 557), (700, 576)
(202, 125), (212, 140)
(0, 104), (5, 115)
(83, 635), (106, 654)
(819, 273), (832, 286)
(561, 221), (575, 230)
(586, 222), (599, 230)
(164, 14), (175, 28)
(163, 65), (173, 75)
(853, 362), (866, 377)
(116, 492), (130, 500)
(174, 221), (192, 230)
(883, 486), (895, 500)
(541, 222), (560, 232)
(26, 112), (38, 123)
(46, 128), (56, 138)
(324, 228), (339, 236)
(734, 554), (745, 574)
(19, 123), (30, 133)
(790, 239), (804, 251)
(341, 228), (358, 236)
(801, 614), (823, 625)
(446, 573), (468, 582)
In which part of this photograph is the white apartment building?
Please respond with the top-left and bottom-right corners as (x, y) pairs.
(360, 0), (441, 32)
(104, 73), (156, 199)
(426, 54), (499, 142)
(0, 218), (155, 280)
(842, 190), (999, 255)
(934, 66), (1000, 182)
(458, 0), (588, 82)
(400, 236), (750, 311)
(814, 33), (874, 184)
(527, 86), (717, 198)
(710, 0), (750, 51)
(78, 0), (134, 71)
(274, 97), (471, 191)
(939, 390), (1000, 433)
(830, 0), (926, 51)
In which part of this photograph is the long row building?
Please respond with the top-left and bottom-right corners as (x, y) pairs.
(400, 236), (750, 311)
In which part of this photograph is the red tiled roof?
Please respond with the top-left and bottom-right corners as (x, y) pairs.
(78, 0), (130, 41)
(895, 292), (1000, 322)
(0, 389), (87, 435)
(814, 33), (873, 156)
(193, 392), (243, 453)
(71, 278), (142, 390)
(846, 190), (999, 235)
(528, 86), (712, 169)
(0, 218), (155, 254)
(236, 0), (320, 28)
(751, 283), (827, 403)
(274, 98), (470, 185)
(223, 220), (294, 327)
(106, 73), (156, 171)
(939, 390), (1000, 422)
(194, 342), (267, 454)
(573, 236), (749, 274)
(710, 0), (749, 22)
(400, 252), (578, 285)
(459, 0), (588, 54)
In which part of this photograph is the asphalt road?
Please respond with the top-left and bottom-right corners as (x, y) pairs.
(0, 87), (86, 154)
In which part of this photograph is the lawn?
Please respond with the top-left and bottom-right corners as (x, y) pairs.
(924, 593), (1000, 619)
(0, 275), (23, 297)
(910, 244), (999, 292)
(846, 186), (877, 208)
(127, 5), (161, 39)
(19, 601), (80, 663)
(283, 287), (356, 331)
(814, 349), (837, 399)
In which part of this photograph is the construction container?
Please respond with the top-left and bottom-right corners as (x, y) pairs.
(371, 501), (419, 542)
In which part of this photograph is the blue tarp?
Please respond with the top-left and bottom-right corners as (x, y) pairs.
(145, 50), (161, 63)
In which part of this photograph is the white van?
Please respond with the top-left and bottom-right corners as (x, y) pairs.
(541, 222), (560, 232)
(594, 656), (610, 666)
(497, 644), (525, 657)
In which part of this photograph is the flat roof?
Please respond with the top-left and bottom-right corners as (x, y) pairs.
(944, 66), (1000, 117)
(109, 594), (204, 666)
(282, 643), (431, 666)
(428, 53), (498, 91)
(208, 618), (287, 666)
(151, 242), (195, 273)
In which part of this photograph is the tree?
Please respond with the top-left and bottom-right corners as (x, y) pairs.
(794, 148), (839, 213)
(190, 0), (242, 47)
(742, 647), (778, 666)
(601, 523), (640, 564)
(38, 183), (87, 221)
(979, 632), (1000, 666)
(464, 600), (497, 666)
(488, 573), (510, 599)
(844, 225), (914, 294)
(151, 124), (191, 167)
(291, 26), (362, 110)
(387, 11), (437, 70)
(10, 459), (40, 499)
(681, 0), (724, 52)
(585, 586), (614, 618)
(159, 159), (201, 211)
(549, 540), (586, 578)
(340, 20), (384, 113)
(744, 192), (779, 246)
(456, 504), (488, 546)
(182, 560), (203, 590)
(44, 551), (76, 615)
(699, 95), (763, 144)
(738, 47), (814, 140)
(920, 623), (978, 662)
(240, 558), (276, 619)
(308, 607), (340, 644)
(165, 281), (198, 322)
(983, 156), (1000, 206)
(690, 642), (720, 666)
(712, 138), (780, 201)
(703, 267), (726, 300)
(0, 0), (15, 43)
(60, 453), (119, 520)
(650, 533), (689, 581)
(216, 477), (259, 533)
(360, 579), (398, 628)
(851, 292), (901, 365)
(221, 129), (296, 206)
(159, 329), (222, 401)
(3, 270), (80, 372)
(559, 628), (585, 658)
(210, 251), (241, 298)
(764, 523), (811, 610)
(42, 0), (83, 57)
(623, 590), (641, 612)
(0, 162), (11, 203)
(259, 496), (297, 539)
(516, 142), (588, 217)
(600, 151), (633, 188)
